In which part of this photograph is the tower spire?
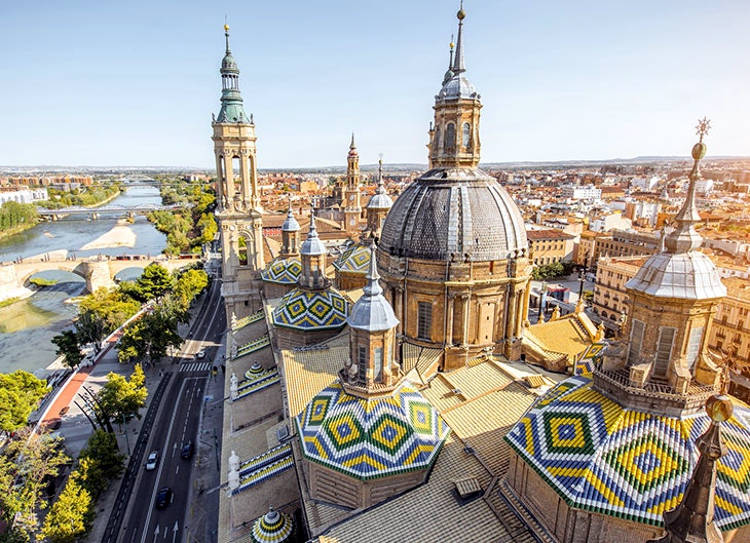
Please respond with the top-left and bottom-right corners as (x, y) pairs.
(665, 117), (710, 253)
(443, 35), (456, 85)
(649, 395), (731, 543)
(350, 132), (356, 150)
(452, 2), (466, 74)
(224, 19), (231, 53)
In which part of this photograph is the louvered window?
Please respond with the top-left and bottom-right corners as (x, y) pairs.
(418, 302), (432, 341)
(628, 319), (645, 364)
(687, 326), (704, 369)
(654, 327), (676, 377)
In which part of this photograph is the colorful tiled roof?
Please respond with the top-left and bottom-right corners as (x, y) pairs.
(332, 243), (371, 274)
(573, 342), (605, 377)
(272, 288), (349, 330)
(505, 376), (750, 530)
(261, 258), (302, 284)
(296, 381), (449, 480)
(251, 509), (293, 543)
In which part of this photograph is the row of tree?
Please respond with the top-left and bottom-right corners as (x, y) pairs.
(0, 366), (141, 542)
(147, 181), (217, 255)
(0, 201), (39, 235)
(51, 263), (209, 369)
(37, 183), (121, 210)
(40, 430), (125, 543)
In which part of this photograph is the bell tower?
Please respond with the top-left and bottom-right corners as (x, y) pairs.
(428, 5), (482, 169)
(212, 24), (264, 315)
(343, 134), (361, 233)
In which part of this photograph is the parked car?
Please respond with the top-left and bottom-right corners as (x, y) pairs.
(155, 487), (174, 509)
(145, 451), (159, 471)
(180, 440), (194, 460)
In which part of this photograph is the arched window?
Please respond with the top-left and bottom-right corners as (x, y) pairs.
(238, 235), (248, 266)
(444, 123), (455, 153)
(462, 122), (471, 148)
(434, 129), (440, 153)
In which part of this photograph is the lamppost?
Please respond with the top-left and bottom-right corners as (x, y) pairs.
(538, 281), (547, 323)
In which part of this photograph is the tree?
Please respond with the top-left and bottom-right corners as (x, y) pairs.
(136, 263), (173, 300)
(76, 288), (140, 344)
(173, 269), (209, 310)
(51, 330), (84, 370)
(95, 365), (148, 427)
(117, 306), (182, 364)
(39, 477), (92, 543)
(78, 430), (124, 486)
(0, 432), (69, 538)
(0, 371), (49, 434)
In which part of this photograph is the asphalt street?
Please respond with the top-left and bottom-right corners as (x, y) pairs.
(119, 273), (226, 543)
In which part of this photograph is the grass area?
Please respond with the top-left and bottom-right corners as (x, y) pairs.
(29, 277), (59, 287)
(0, 297), (21, 308)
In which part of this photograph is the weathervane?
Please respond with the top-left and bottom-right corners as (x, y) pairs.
(695, 117), (711, 142)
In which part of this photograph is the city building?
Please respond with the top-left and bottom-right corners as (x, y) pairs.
(0, 188), (48, 204)
(526, 227), (576, 265)
(592, 255), (649, 321)
(562, 183), (602, 200)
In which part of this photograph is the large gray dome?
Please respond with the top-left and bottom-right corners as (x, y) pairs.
(626, 251), (726, 300)
(379, 167), (527, 262)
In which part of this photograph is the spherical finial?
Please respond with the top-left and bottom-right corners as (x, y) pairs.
(692, 142), (707, 161)
(224, 23), (230, 32)
(457, 8), (466, 20)
(706, 395), (733, 423)
(450, 41), (455, 49)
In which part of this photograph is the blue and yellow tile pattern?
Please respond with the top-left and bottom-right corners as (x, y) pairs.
(261, 258), (302, 284)
(505, 376), (750, 530)
(333, 243), (371, 274)
(272, 288), (349, 330)
(296, 382), (449, 480)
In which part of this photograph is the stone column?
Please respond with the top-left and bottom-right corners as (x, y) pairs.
(224, 155), (235, 211)
(446, 294), (454, 346)
(239, 150), (250, 208)
(214, 153), (224, 210)
(461, 294), (470, 346)
(505, 284), (517, 341)
(394, 286), (404, 336)
(522, 280), (531, 326)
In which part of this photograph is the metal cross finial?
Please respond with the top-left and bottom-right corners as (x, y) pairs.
(696, 117), (711, 142)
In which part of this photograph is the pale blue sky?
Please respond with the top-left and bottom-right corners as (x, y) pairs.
(1, 1), (748, 168)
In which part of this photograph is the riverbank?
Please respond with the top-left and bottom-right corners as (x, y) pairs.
(0, 217), (39, 242)
(84, 188), (121, 208)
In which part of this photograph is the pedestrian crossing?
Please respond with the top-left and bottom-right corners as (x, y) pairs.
(179, 362), (211, 373)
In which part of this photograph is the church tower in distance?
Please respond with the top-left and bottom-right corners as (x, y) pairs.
(212, 24), (264, 315)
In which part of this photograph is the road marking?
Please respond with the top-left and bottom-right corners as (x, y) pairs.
(140, 378), (188, 543)
(176, 465), (179, 475)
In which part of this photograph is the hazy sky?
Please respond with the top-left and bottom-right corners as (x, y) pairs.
(1, 0), (748, 168)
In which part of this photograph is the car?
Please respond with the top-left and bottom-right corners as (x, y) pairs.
(155, 487), (174, 509)
(145, 451), (159, 471)
(180, 440), (194, 460)
(196, 351), (206, 359)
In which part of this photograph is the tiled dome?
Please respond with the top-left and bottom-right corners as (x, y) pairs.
(272, 288), (349, 330)
(506, 376), (750, 531)
(379, 167), (528, 262)
(296, 381), (449, 480)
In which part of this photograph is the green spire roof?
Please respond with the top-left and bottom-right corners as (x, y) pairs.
(216, 25), (250, 124)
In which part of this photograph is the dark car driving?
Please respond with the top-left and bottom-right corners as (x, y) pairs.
(155, 487), (174, 509)
(180, 440), (194, 460)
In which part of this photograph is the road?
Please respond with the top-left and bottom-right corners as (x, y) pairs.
(120, 269), (226, 543)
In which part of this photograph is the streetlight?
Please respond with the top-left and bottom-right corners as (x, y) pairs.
(578, 266), (587, 300)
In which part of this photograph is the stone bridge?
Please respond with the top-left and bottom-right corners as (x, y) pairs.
(0, 252), (201, 301)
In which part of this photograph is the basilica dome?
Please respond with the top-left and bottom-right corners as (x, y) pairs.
(379, 167), (527, 262)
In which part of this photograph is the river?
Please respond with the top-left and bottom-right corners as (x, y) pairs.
(0, 186), (167, 375)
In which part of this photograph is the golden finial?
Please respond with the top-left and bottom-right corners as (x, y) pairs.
(457, 0), (466, 20)
(695, 116), (711, 143)
(224, 23), (230, 32)
(450, 33), (455, 50)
